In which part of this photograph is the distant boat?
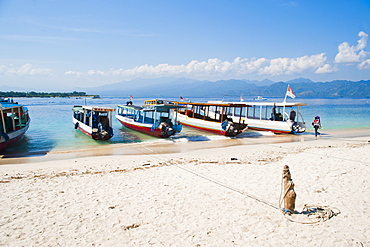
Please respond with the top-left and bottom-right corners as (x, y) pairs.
(172, 101), (249, 137)
(92, 95), (100, 99)
(0, 98), (30, 151)
(72, 105), (114, 140)
(253, 96), (267, 101)
(115, 99), (184, 138)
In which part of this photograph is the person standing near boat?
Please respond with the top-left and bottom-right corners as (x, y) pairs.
(312, 116), (322, 137)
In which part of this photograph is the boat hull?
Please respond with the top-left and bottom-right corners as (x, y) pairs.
(231, 117), (305, 134)
(73, 118), (113, 140)
(177, 113), (243, 137)
(243, 119), (292, 134)
(0, 120), (30, 151)
(116, 115), (175, 138)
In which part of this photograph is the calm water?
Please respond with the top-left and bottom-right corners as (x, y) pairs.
(2, 96), (370, 157)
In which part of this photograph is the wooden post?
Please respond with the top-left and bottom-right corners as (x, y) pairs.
(282, 165), (296, 213)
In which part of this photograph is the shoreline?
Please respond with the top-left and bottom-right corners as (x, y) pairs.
(1, 127), (369, 165)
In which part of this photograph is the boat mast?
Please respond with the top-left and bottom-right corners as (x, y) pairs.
(282, 85), (290, 119)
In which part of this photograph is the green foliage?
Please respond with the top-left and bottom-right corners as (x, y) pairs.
(0, 91), (98, 98)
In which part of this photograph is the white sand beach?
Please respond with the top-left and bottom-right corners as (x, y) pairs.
(1, 130), (370, 246)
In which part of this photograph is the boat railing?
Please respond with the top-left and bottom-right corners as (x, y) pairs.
(283, 112), (290, 121)
(296, 112), (305, 124)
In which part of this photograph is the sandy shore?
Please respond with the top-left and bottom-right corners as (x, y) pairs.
(1, 130), (370, 246)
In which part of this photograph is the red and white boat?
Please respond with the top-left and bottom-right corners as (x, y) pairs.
(72, 105), (114, 140)
(115, 99), (184, 138)
(0, 98), (30, 151)
(206, 86), (307, 134)
(173, 101), (249, 137)
(209, 101), (307, 134)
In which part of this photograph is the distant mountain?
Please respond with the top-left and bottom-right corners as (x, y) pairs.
(283, 80), (370, 98)
(83, 78), (264, 97)
(286, 78), (314, 84)
(82, 77), (370, 98)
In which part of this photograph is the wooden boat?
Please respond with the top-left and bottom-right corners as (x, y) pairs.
(209, 100), (307, 134)
(172, 101), (249, 137)
(0, 98), (30, 151)
(72, 105), (114, 140)
(115, 99), (184, 138)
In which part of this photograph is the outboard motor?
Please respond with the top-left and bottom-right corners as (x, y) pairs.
(97, 122), (109, 139)
(160, 122), (174, 137)
(222, 118), (240, 137)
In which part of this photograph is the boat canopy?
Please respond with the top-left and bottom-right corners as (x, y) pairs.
(171, 101), (251, 108)
(117, 105), (143, 111)
(119, 99), (185, 113)
(73, 105), (115, 112)
(208, 100), (307, 107)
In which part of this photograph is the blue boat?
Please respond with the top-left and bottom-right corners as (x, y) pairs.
(0, 98), (30, 151)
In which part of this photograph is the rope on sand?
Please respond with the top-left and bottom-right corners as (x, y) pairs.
(279, 174), (341, 224)
(122, 133), (341, 224)
(174, 163), (279, 210)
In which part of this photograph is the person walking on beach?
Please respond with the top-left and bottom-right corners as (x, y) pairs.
(312, 116), (321, 137)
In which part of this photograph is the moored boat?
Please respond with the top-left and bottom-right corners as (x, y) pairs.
(115, 99), (183, 138)
(72, 105), (114, 140)
(224, 101), (307, 134)
(0, 98), (30, 151)
(210, 85), (307, 134)
(172, 101), (249, 137)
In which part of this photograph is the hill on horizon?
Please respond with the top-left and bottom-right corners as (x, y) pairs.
(81, 77), (370, 98)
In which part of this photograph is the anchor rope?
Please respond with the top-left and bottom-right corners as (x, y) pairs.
(118, 129), (360, 224)
(121, 132), (280, 210)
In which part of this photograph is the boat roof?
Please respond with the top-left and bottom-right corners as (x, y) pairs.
(117, 105), (143, 111)
(208, 100), (307, 107)
(171, 101), (251, 107)
(73, 105), (115, 112)
(118, 103), (184, 112)
(0, 98), (27, 111)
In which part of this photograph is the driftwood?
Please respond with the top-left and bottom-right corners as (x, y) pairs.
(282, 165), (296, 213)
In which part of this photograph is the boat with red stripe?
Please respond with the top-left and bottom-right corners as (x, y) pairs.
(115, 99), (184, 138)
(171, 101), (249, 137)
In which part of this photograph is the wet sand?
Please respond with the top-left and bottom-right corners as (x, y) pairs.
(2, 128), (369, 165)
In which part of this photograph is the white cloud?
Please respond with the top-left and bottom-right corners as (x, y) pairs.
(87, 70), (106, 76)
(65, 55), (327, 81)
(315, 64), (337, 74)
(65, 70), (82, 77)
(358, 59), (370, 70)
(334, 31), (369, 63)
(2, 32), (368, 88)
(258, 54), (327, 76)
(0, 63), (52, 76)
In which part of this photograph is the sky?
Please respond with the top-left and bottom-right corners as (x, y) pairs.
(0, 0), (370, 91)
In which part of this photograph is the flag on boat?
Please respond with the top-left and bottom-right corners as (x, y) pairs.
(180, 95), (184, 100)
(129, 95), (134, 100)
(286, 86), (296, 99)
(240, 96), (244, 102)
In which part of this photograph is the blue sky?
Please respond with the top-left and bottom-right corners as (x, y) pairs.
(0, 0), (370, 91)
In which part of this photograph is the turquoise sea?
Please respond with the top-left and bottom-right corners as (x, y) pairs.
(2, 96), (370, 157)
